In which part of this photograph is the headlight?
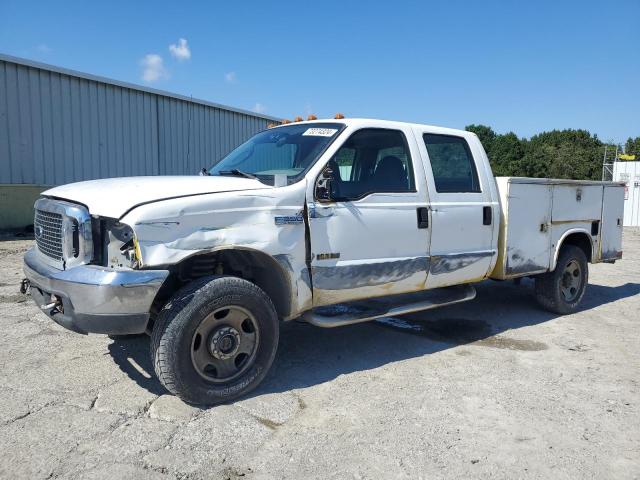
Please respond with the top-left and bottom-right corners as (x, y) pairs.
(104, 221), (140, 269)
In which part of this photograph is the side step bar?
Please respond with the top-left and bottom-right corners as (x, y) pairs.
(303, 284), (476, 328)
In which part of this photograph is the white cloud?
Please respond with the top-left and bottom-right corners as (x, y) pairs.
(252, 103), (267, 114)
(169, 38), (191, 61)
(140, 54), (167, 82)
(224, 71), (236, 83)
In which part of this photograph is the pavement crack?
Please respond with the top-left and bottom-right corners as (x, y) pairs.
(250, 414), (283, 431)
(294, 392), (307, 411)
(3, 410), (32, 426)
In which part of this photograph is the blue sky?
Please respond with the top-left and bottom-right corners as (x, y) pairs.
(1, 0), (638, 144)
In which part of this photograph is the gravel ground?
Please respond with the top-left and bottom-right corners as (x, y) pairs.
(1, 230), (639, 480)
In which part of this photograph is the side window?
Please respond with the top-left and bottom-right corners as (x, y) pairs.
(423, 134), (481, 193)
(327, 129), (415, 200)
(335, 147), (356, 181)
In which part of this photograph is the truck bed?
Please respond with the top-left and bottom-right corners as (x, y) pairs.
(490, 177), (625, 280)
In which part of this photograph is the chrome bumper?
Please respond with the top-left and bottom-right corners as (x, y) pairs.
(23, 248), (169, 335)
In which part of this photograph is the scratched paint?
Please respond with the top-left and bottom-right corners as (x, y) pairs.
(429, 251), (495, 276)
(505, 248), (548, 276)
(312, 257), (430, 290)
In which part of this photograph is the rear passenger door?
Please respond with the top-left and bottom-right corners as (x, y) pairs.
(416, 130), (498, 288)
(308, 127), (431, 307)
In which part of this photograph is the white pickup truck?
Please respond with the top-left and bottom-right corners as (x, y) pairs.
(23, 118), (625, 405)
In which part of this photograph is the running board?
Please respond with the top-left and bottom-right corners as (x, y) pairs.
(303, 284), (476, 328)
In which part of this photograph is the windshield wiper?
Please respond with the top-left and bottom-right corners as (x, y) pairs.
(218, 169), (258, 180)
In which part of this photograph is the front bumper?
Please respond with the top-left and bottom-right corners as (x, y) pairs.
(23, 248), (169, 335)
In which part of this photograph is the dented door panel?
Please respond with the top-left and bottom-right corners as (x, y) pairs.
(308, 196), (430, 306)
(307, 124), (431, 307)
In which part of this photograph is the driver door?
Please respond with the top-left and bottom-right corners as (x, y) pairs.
(307, 127), (431, 307)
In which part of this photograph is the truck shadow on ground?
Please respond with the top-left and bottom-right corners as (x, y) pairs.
(107, 279), (640, 401)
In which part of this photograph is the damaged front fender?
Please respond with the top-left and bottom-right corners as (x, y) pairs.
(120, 182), (312, 319)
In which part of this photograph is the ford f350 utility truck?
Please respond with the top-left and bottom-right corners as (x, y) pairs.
(23, 118), (625, 405)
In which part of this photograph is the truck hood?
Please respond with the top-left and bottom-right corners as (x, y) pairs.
(43, 176), (270, 218)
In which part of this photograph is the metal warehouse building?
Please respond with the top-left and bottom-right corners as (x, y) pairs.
(0, 53), (281, 229)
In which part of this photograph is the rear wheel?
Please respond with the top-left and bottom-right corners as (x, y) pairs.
(534, 245), (588, 314)
(151, 276), (279, 405)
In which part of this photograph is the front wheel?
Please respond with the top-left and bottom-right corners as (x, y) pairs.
(151, 276), (279, 406)
(534, 245), (588, 314)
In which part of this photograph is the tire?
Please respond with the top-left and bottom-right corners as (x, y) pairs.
(150, 276), (279, 406)
(534, 245), (588, 314)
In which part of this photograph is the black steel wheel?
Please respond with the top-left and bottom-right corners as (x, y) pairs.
(151, 276), (279, 406)
(190, 305), (259, 383)
(535, 245), (588, 314)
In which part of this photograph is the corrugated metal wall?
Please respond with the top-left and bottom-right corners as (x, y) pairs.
(0, 54), (279, 186)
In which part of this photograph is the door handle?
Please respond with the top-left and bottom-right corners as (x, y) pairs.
(483, 206), (492, 225)
(417, 207), (429, 229)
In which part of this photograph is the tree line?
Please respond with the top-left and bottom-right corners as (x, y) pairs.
(465, 125), (640, 181)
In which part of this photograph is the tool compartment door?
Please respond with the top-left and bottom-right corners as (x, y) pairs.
(600, 185), (624, 260)
(503, 181), (552, 276)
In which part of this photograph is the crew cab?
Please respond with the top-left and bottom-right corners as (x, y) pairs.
(22, 118), (625, 405)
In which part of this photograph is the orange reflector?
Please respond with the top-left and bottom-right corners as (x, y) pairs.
(293, 116), (303, 122)
(307, 114), (317, 120)
(334, 113), (345, 119)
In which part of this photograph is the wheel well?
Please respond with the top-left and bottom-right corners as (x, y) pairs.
(559, 232), (593, 262)
(151, 249), (292, 321)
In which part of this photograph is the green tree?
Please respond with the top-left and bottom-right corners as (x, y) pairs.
(465, 124), (496, 154)
(490, 132), (524, 176)
(465, 125), (631, 180)
(625, 137), (640, 156)
(520, 129), (603, 180)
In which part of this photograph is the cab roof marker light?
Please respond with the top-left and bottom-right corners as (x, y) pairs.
(334, 113), (345, 119)
(293, 116), (303, 122)
(307, 115), (318, 120)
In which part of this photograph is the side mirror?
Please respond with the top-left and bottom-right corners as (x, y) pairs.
(315, 165), (334, 202)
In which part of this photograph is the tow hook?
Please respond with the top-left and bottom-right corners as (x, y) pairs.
(20, 278), (31, 295)
(40, 294), (63, 313)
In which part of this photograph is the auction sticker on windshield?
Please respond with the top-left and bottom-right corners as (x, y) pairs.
(303, 128), (338, 137)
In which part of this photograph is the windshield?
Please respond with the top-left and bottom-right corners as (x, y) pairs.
(209, 123), (344, 184)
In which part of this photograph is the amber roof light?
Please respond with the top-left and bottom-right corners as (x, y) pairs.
(334, 113), (345, 119)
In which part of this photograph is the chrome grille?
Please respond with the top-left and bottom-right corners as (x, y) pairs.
(34, 209), (64, 260)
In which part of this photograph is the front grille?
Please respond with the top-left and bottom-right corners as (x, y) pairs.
(34, 209), (64, 260)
